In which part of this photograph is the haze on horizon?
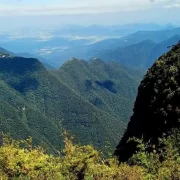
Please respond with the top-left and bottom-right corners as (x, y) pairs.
(0, 0), (179, 29)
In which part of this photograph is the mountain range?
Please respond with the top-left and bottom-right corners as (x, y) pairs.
(54, 23), (176, 37)
(1, 25), (180, 156)
(96, 35), (180, 69)
(0, 51), (142, 153)
(45, 27), (180, 68)
(1, 26), (180, 68)
(1, 27), (180, 179)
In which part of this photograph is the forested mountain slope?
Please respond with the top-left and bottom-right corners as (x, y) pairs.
(1, 45), (180, 180)
(54, 58), (143, 123)
(96, 35), (180, 69)
(115, 42), (180, 161)
(96, 40), (156, 69)
(0, 54), (141, 152)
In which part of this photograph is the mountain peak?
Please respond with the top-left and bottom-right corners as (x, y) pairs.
(0, 52), (13, 58)
(69, 57), (80, 61)
(90, 57), (105, 65)
(0, 56), (45, 75)
(66, 57), (86, 64)
(0, 47), (14, 58)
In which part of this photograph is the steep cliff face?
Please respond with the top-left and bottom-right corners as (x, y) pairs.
(115, 42), (180, 162)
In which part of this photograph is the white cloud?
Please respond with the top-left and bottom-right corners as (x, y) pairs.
(0, 0), (158, 16)
(36, 46), (69, 55)
(163, 3), (180, 8)
(0, 0), (179, 19)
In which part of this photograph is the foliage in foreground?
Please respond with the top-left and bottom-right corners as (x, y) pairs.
(0, 132), (180, 180)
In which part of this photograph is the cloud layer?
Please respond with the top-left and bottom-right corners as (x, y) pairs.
(0, 0), (179, 27)
(0, 0), (179, 16)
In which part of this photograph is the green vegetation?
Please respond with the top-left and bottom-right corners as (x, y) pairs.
(97, 40), (156, 69)
(1, 40), (180, 179)
(0, 55), (141, 153)
(95, 35), (180, 70)
(54, 58), (143, 124)
(0, 131), (180, 180)
(115, 42), (180, 162)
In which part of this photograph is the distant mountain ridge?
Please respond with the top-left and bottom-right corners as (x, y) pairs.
(15, 52), (55, 70)
(0, 48), (55, 70)
(0, 47), (14, 58)
(95, 35), (180, 69)
(121, 27), (180, 43)
(55, 23), (174, 37)
(44, 27), (180, 68)
(1, 26), (180, 68)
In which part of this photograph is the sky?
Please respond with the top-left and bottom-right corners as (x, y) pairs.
(0, 0), (179, 28)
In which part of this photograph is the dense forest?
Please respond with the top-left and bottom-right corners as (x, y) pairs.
(115, 42), (180, 162)
(1, 41), (180, 179)
(0, 129), (179, 179)
(1, 0), (180, 178)
(0, 52), (142, 153)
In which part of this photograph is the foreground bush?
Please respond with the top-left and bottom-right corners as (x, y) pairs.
(0, 132), (179, 179)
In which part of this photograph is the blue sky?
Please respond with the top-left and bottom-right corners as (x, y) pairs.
(0, 0), (179, 27)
